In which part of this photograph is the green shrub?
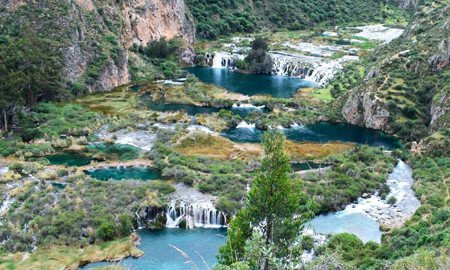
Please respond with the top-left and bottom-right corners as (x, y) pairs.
(96, 220), (116, 241)
(301, 235), (314, 251)
(118, 214), (133, 236)
(387, 196), (397, 205)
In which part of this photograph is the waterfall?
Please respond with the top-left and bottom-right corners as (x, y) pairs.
(270, 52), (317, 77)
(210, 51), (245, 68)
(165, 200), (227, 229)
(135, 207), (143, 229)
(305, 60), (342, 86)
(212, 52), (233, 68)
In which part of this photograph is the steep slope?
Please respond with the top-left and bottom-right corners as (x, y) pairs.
(0, 0), (195, 93)
(186, 0), (409, 39)
(342, 0), (450, 140)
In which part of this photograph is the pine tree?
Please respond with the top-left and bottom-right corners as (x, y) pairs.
(219, 131), (306, 269)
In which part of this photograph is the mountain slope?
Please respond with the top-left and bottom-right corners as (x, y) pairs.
(186, 0), (409, 39)
(342, 0), (450, 140)
(0, 0), (195, 93)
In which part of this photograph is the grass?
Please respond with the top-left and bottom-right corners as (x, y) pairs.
(173, 133), (353, 162)
(73, 86), (138, 116)
(0, 237), (142, 270)
(286, 141), (354, 161)
(294, 87), (333, 104)
(173, 133), (261, 160)
(142, 80), (244, 106)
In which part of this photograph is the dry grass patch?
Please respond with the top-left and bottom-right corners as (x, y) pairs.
(174, 133), (262, 160)
(174, 133), (236, 159)
(286, 141), (354, 161)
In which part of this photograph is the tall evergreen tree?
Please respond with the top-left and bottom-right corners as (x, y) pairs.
(219, 131), (307, 269)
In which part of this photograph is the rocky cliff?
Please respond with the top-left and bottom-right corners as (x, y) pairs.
(342, 0), (450, 139)
(0, 0), (195, 92)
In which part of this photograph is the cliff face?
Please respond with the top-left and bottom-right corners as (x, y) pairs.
(342, 1), (450, 139)
(342, 88), (391, 130)
(0, 0), (195, 93)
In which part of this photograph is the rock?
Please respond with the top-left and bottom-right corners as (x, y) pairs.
(2, 0), (195, 93)
(428, 38), (450, 71)
(362, 193), (371, 199)
(342, 89), (390, 130)
(397, 0), (419, 10)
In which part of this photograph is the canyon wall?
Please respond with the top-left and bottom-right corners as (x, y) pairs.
(0, 0), (195, 92)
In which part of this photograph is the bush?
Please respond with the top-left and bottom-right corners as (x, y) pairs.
(96, 220), (116, 241)
(118, 214), (133, 236)
(301, 235), (314, 251)
(387, 196), (397, 205)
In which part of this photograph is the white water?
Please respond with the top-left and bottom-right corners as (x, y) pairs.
(186, 125), (215, 134)
(97, 128), (157, 152)
(236, 121), (255, 129)
(135, 207), (144, 229)
(232, 103), (265, 110)
(310, 160), (421, 243)
(282, 42), (341, 57)
(305, 56), (359, 86)
(352, 24), (404, 44)
(269, 51), (358, 86)
(270, 52), (318, 77)
(165, 184), (227, 229)
(341, 160), (420, 227)
(154, 79), (184, 85)
(166, 200), (227, 229)
(211, 52), (244, 68)
(153, 123), (176, 130)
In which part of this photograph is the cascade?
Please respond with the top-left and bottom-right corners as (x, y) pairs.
(211, 51), (244, 68)
(135, 207), (143, 229)
(165, 200), (227, 228)
(270, 52), (317, 77)
(236, 121), (255, 129)
(212, 52), (234, 68)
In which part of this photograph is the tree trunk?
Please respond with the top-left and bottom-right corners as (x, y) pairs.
(2, 109), (7, 132)
(264, 217), (273, 270)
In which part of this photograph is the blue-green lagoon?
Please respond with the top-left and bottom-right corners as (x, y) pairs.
(85, 166), (160, 181)
(82, 229), (227, 270)
(186, 67), (316, 98)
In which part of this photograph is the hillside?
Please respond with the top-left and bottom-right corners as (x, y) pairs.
(0, 0), (195, 94)
(341, 0), (450, 141)
(186, 0), (409, 39)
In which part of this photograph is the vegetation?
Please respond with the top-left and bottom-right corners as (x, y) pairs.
(301, 146), (396, 212)
(336, 1), (450, 140)
(218, 131), (310, 268)
(0, 236), (142, 270)
(0, 173), (174, 252)
(130, 38), (185, 80)
(186, 0), (407, 39)
(238, 37), (273, 74)
(0, 34), (62, 132)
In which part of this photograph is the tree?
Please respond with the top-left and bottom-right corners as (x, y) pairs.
(219, 131), (306, 269)
(118, 214), (133, 235)
(0, 34), (62, 132)
(245, 37), (272, 74)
